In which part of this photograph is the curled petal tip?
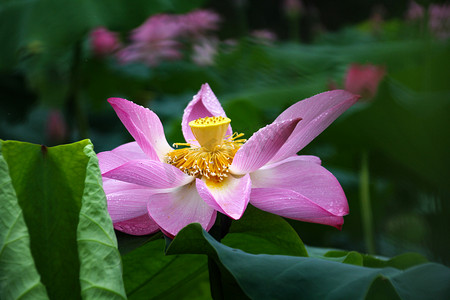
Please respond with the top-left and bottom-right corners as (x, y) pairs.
(334, 219), (344, 230)
(107, 97), (126, 104)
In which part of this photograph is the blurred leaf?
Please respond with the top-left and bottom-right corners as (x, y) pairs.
(0, 0), (206, 69)
(307, 246), (429, 270)
(327, 81), (450, 190)
(147, 62), (220, 95)
(122, 238), (211, 300)
(362, 252), (429, 269)
(168, 224), (450, 300)
(116, 230), (163, 255)
(0, 139), (126, 299)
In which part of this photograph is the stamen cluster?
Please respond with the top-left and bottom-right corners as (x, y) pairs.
(166, 134), (244, 182)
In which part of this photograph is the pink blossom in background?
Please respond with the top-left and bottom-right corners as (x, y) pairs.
(405, 1), (424, 21)
(179, 9), (220, 38)
(98, 84), (358, 236)
(117, 40), (183, 66)
(117, 10), (220, 66)
(191, 38), (218, 66)
(429, 3), (450, 39)
(250, 29), (277, 45)
(117, 14), (183, 66)
(46, 109), (67, 144)
(345, 63), (386, 100)
(90, 27), (121, 57)
(283, 0), (303, 16)
(130, 14), (182, 44)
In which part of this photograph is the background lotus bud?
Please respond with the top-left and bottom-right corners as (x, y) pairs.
(283, 0), (303, 17)
(345, 63), (386, 100)
(90, 27), (121, 57)
(46, 109), (67, 145)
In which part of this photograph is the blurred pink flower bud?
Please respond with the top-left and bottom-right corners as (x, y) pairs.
(90, 27), (121, 57)
(345, 64), (386, 100)
(46, 110), (67, 145)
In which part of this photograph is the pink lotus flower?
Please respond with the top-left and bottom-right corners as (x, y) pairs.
(98, 84), (358, 236)
(345, 63), (386, 100)
(90, 27), (121, 57)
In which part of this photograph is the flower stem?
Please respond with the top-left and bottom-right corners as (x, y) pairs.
(360, 150), (376, 254)
(288, 15), (300, 42)
(67, 41), (88, 139)
(208, 258), (224, 300)
(208, 213), (232, 299)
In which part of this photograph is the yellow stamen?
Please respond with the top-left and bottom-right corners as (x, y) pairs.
(166, 116), (245, 182)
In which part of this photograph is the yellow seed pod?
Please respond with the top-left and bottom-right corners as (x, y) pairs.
(189, 116), (231, 150)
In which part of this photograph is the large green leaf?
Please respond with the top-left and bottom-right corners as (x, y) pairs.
(0, 139), (126, 299)
(122, 239), (210, 300)
(167, 224), (450, 300)
(118, 205), (307, 299)
(0, 143), (48, 300)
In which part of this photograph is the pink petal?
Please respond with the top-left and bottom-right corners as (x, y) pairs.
(103, 160), (193, 189)
(270, 90), (359, 163)
(230, 118), (301, 175)
(181, 83), (232, 144)
(147, 184), (217, 236)
(113, 214), (160, 236)
(97, 142), (149, 174)
(112, 141), (148, 158)
(108, 97), (172, 161)
(196, 174), (252, 220)
(97, 151), (129, 174)
(250, 156), (348, 216)
(103, 178), (154, 222)
(294, 155), (322, 165)
(250, 188), (345, 229)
